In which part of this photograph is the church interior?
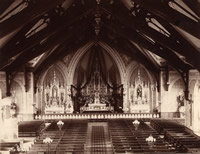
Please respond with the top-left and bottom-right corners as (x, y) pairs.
(0, 0), (200, 153)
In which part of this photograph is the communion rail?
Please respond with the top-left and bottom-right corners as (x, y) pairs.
(35, 113), (161, 120)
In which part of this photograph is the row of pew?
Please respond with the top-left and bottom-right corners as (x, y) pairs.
(151, 119), (200, 153)
(126, 120), (176, 152)
(108, 119), (176, 153)
(109, 119), (143, 153)
(0, 141), (19, 151)
(28, 120), (88, 153)
(56, 120), (87, 152)
(2, 118), (200, 153)
(18, 121), (44, 137)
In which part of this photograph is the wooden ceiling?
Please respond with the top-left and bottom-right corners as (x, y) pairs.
(0, 0), (200, 77)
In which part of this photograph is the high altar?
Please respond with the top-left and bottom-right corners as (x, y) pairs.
(79, 75), (114, 113)
(72, 58), (115, 113)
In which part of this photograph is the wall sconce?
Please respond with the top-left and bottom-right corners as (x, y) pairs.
(146, 134), (156, 149)
(132, 119), (140, 130)
(43, 136), (53, 154)
(57, 120), (64, 131)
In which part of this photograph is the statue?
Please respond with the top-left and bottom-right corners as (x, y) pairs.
(94, 91), (100, 104)
(176, 90), (185, 117)
(0, 96), (18, 139)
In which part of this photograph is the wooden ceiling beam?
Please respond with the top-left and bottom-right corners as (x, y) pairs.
(34, 37), (90, 76)
(100, 2), (200, 70)
(182, 0), (200, 18)
(152, 16), (200, 70)
(103, 36), (160, 74)
(0, 0), (66, 38)
(4, 22), (91, 72)
(139, 23), (200, 69)
(0, 17), (42, 68)
(103, 20), (191, 71)
(131, 0), (200, 38)
(0, 0), (15, 15)
(0, 6), (93, 70)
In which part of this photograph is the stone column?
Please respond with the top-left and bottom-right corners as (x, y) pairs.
(159, 71), (169, 118)
(184, 99), (192, 128)
(192, 83), (200, 135)
(24, 72), (34, 120)
(38, 86), (43, 115)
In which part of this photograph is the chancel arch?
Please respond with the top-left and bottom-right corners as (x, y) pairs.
(98, 42), (126, 85)
(71, 45), (124, 113)
(68, 41), (126, 86)
(67, 41), (95, 85)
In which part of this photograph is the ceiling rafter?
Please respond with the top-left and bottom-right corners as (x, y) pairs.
(0, 17), (44, 68)
(132, 42), (161, 68)
(0, 5), (94, 70)
(139, 21), (200, 69)
(100, 1), (199, 70)
(3, 20), (91, 72)
(0, 0), (66, 38)
(34, 37), (90, 77)
(0, 0), (15, 15)
(103, 20), (191, 71)
(182, 0), (200, 17)
(151, 15), (200, 69)
(131, 0), (200, 38)
(106, 37), (160, 73)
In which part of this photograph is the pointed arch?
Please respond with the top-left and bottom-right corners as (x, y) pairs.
(68, 41), (127, 85)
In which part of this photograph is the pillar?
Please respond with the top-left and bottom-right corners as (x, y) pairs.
(192, 80), (200, 135)
(24, 72), (34, 120)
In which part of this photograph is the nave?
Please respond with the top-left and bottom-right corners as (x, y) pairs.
(0, 0), (200, 153)
(1, 117), (200, 154)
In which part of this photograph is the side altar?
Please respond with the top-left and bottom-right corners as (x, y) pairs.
(43, 71), (73, 114)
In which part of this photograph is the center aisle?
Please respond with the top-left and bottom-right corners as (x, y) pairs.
(85, 122), (113, 154)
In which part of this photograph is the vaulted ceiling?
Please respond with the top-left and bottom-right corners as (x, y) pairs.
(0, 0), (200, 78)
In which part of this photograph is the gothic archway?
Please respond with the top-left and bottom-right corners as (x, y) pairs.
(68, 41), (126, 86)
(71, 45), (124, 113)
(128, 65), (155, 113)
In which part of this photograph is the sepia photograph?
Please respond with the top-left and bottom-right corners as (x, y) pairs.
(0, 0), (200, 153)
